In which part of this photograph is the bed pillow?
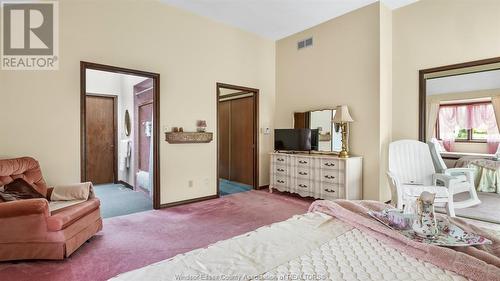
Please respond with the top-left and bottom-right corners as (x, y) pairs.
(0, 178), (45, 202)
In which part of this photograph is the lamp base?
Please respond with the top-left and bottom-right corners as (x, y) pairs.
(339, 150), (349, 158)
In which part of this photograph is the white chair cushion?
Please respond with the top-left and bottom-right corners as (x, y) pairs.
(402, 185), (449, 198)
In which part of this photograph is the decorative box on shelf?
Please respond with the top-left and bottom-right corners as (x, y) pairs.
(165, 132), (213, 144)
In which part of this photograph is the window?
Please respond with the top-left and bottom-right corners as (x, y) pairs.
(437, 101), (498, 142)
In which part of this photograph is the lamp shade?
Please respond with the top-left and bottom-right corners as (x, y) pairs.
(332, 105), (354, 123)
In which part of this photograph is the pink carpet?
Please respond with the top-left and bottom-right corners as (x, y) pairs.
(0, 190), (312, 281)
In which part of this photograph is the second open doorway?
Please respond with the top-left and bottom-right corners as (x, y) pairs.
(216, 83), (259, 196)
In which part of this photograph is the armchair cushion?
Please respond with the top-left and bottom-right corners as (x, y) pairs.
(0, 178), (45, 202)
(47, 198), (100, 231)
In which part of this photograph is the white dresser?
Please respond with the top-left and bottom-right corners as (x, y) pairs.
(269, 152), (363, 200)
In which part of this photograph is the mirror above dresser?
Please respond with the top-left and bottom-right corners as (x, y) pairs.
(293, 109), (343, 153)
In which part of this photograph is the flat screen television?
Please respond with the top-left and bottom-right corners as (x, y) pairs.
(275, 129), (317, 151)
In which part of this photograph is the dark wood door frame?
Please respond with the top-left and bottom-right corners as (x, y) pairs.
(85, 93), (118, 184)
(216, 82), (259, 196)
(81, 61), (161, 209)
(419, 56), (500, 141)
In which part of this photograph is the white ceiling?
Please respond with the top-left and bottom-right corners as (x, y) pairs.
(427, 69), (500, 96)
(160, 0), (418, 40)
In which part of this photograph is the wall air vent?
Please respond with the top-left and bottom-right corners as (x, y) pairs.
(297, 37), (313, 50)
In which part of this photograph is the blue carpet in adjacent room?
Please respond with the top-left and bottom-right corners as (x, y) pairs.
(94, 183), (153, 218)
(219, 179), (252, 196)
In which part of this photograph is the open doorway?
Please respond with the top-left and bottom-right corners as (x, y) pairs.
(81, 62), (160, 217)
(216, 83), (259, 196)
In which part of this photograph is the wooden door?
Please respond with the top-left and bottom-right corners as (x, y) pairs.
(294, 112), (310, 129)
(230, 97), (255, 186)
(218, 101), (231, 180)
(85, 95), (116, 184)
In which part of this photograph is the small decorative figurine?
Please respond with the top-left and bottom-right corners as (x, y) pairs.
(179, 127), (184, 132)
(172, 127), (179, 132)
(197, 120), (207, 132)
(412, 191), (439, 238)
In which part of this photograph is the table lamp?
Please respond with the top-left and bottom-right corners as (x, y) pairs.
(332, 105), (354, 158)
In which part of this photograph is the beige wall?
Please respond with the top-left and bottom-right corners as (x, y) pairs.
(276, 3), (390, 200)
(393, 0), (500, 141)
(0, 0), (275, 204)
(378, 4), (393, 201)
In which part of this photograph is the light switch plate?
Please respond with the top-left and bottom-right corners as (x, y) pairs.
(262, 127), (271, 135)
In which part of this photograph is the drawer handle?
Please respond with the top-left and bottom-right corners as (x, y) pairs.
(324, 163), (335, 167)
(298, 171), (308, 175)
(324, 175), (336, 179)
(277, 158), (285, 162)
(324, 189), (336, 193)
(298, 160), (308, 164)
(277, 180), (285, 184)
(277, 168), (285, 172)
(298, 184), (308, 188)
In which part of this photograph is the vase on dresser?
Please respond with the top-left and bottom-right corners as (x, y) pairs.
(269, 152), (363, 200)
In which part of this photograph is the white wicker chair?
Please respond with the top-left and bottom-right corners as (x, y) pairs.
(427, 140), (481, 209)
(387, 140), (457, 216)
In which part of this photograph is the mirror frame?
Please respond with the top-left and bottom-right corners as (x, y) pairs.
(124, 109), (131, 136)
(293, 107), (342, 153)
(418, 56), (500, 141)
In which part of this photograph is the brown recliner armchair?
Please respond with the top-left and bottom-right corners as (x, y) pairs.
(0, 157), (102, 261)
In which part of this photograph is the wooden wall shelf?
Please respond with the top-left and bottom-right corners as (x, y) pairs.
(165, 132), (213, 144)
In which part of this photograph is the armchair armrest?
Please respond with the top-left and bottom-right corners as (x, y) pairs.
(445, 168), (475, 181)
(386, 171), (401, 187)
(445, 167), (475, 173)
(0, 198), (49, 219)
(386, 171), (402, 208)
(432, 173), (456, 194)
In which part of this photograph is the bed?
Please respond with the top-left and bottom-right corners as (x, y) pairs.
(109, 200), (500, 281)
(456, 157), (500, 193)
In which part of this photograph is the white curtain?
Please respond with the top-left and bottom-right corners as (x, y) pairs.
(491, 96), (500, 130)
(427, 102), (440, 141)
(438, 106), (456, 151)
(439, 102), (500, 153)
(490, 96), (500, 153)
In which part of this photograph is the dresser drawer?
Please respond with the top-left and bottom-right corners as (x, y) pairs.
(320, 169), (342, 183)
(295, 167), (311, 179)
(322, 185), (339, 198)
(320, 158), (343, 170)
(274, 165), (288, 176)
(273, 176), (288, 187)
(320, 180), (346, 198)
(295, 156), (312, 167)
(272, 154), (288, 165)
(295, 179), (312, 191)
